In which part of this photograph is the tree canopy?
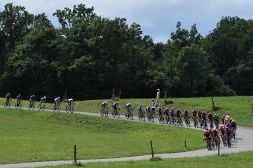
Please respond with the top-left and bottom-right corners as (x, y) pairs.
(1, 3), (252, 100)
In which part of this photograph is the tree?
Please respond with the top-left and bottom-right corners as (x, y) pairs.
(205, 16), (253, 75)
(0, 3), (33, 73)
(3, 13), (57, 97)
(176, 44), (210, 96)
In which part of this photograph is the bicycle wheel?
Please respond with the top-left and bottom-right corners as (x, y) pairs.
(105, 110), (108, 117)
(125, 112), (129, 119)
(71, 106), (74, 113)
(100, 109), (104, 117)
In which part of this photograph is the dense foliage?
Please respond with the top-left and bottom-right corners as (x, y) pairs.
(0, 3), (252, 100)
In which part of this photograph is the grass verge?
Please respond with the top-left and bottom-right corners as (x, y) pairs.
(41, 151), (253, 168)
(0, 108), (204, 164)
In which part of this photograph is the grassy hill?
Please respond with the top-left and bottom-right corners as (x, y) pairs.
(75, 96), (253, 127)
(42, 151), (253, 168)
(1, 96), (253, 126)
(0, 108), (204, 164)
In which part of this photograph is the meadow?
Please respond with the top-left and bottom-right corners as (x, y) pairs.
(0, 108), (204, 164)
(74, 96), (253, 127)
(1, 96), (253, 127)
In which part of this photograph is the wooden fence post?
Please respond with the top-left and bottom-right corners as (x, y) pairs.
(74, 144), (77, 164)
(251, 104), (253, 118)
(150, 140), (154, 158)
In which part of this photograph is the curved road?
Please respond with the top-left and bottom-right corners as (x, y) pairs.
(1, 107), (253, 168)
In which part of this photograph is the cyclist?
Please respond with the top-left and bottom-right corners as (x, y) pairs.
(212, 128), (220, 149)
(184, 110), (190, 127)
(15, 93), (22, 108)
(192, 110), (198, 127)
(125, 103), (133, 119)
(225, 122), (233, 147)
(146, 106), (154, 122)
(151, 99), (156, 115)
(221, 114), (226, 124)
(163, 106), (170, 124)
(219, 124), (227, 146)
(137, 105), (145, 121)
(197, 111), (202, 127)
(176, 109), (183, 126)
(54, 97), (61, 111)
(112, 102), (120, 118)
(231, 119), (237, 140)
(38, 96), (46, 111)
(29, 95), (36, 109)
(203, 128), (213, 150)
(202, 111), (207, 129)
(207, 112), (214, 128)
(169, 108), (176, 124)
(100, 101), (108, 117)
(213, 114), (219, 129)
(66, 98), (74, 113)
(157, 106), (163, 123)
(4, 93), (11, 108)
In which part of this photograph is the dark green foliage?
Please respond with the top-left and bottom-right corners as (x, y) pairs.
(0, 4), (252, 99)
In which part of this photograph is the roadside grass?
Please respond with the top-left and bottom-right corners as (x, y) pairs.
(1, 96), (253, 126)
(41, 151), (253, 168)
(72, 96), (253, 127)
(0, 108), (204, 164)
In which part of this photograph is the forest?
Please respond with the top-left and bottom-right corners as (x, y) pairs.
(0, 3), (253, 100)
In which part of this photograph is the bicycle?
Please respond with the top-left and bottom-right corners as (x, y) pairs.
(176, 116), (183, 126)
(100, 106), (109, 117)
(147, 111), (154, 122)
(125, 108), (133, 120)
(4, 99), (11, 108)
(38, 102), (46, 111)
(158, 113), (164, 123)
(184, 116), (191, 127)
(192, 116), (199, 127)
(66, 104), (74, 113)
(112, 108), (120, 119)
(15, 100), (22, 109)
(28, 101), (36, 110)
(138, 110), (145, 121)
(53, 102), (61, 112)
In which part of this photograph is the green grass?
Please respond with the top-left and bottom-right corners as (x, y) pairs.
(0, 108), (204, 164)
(74, 96), (253, 127)
(41, 151), (253, 168)
(1, 96), (253, 126)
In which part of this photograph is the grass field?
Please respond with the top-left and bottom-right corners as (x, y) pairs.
(41, 151), (253, 168)
(1, 96), (253, 126)
(0, 108), (204, 164)
(73, 96), (253, 127)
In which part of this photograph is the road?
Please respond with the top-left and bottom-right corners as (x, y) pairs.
(1, 106), (253, 168)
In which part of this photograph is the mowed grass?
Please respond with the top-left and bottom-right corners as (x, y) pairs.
(1, 96), (253, 126)
(41, 151), (253, 168)
(0, 108), (204, 164)
(74, 96), (253, 127)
